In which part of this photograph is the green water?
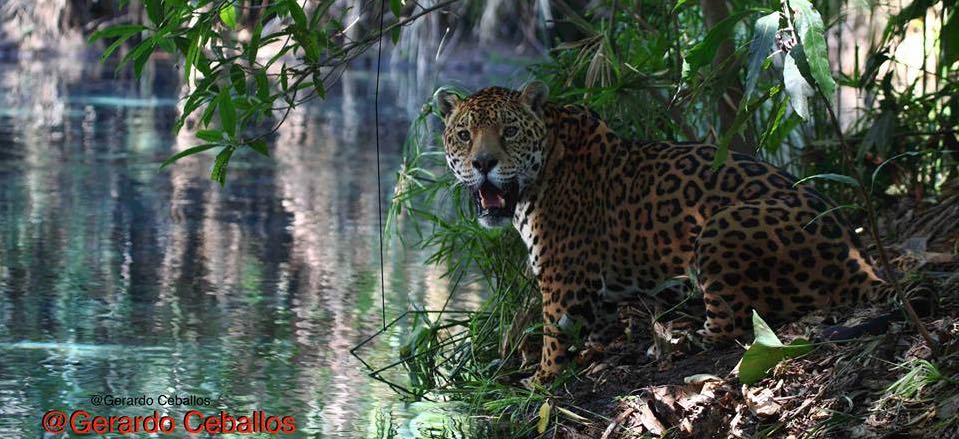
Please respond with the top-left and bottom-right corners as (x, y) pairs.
(0, 58), (478, 438)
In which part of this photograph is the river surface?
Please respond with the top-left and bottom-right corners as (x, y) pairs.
(0, 57), (501, 438)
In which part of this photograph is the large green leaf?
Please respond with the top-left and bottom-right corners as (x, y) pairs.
(789, 0), (836, 102)
(739, 311), (813, 385)
(715, 86), (778, 169)
(287, 0), (308, 31)
(88, 24), (146, 43)
(230, 64), (246, 95)
(255, 71), (270, 102)
(248, 22), (263, 64)
(183, 28), (201, 82)
(943, 8), (959, 68)
(783, 53), (815, 120)
(218, 87), (236, 138)
(211, 146), (235, 186)
(292, 28), (321, 63)
(219, 2), (238, 29)
(389, 0), (402, 17)
(685, 8), (766, 80)
(746, 12), (781, 98)
(144, 0), (163, 26)
(100, 32), (137, 62)
(121, 37), (158, 78)
(195, 129), (224, 143)
(248, 139), (270, 158)
(160, 143), (220, 169)
(759, 94), (800, 153)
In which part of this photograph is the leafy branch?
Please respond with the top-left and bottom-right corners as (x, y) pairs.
(775, 0), (938, 354)
(91, 0), (462, 185)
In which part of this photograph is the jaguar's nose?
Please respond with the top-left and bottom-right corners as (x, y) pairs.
(472, 153), (498, 174)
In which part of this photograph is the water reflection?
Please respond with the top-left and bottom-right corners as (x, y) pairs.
(0, 57), (477, 438)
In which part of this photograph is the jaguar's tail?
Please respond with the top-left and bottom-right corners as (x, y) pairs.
(821, 277), (938, 341)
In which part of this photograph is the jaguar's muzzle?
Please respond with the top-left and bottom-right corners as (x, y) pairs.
(471, 180), (518, 226)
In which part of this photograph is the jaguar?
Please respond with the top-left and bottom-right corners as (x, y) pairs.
(436, 81), (908, 383)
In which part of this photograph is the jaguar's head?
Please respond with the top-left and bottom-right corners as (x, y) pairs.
(435, 81), (550, 228)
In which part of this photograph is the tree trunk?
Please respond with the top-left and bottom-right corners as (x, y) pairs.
(699, 0), (753, 154)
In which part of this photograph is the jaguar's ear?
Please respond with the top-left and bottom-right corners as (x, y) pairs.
(434, 87), (463, 119)
(519, 80), (549, 115)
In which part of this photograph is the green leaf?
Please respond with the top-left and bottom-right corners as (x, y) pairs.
(751, 310), (781, 346)
(293, 28), (321, 62)
(789, 0), (837, 102)
(255, 71), (270, 102)
(183, 29), (201, 83)
(746, 12), (780, 98)
(201, 93), (219, 126)
(131, 39), (157, 78)
(248, 140), (270, 157)
(312, 71), (326, 98)
(672, 0), (694, 12)
(193, 32), (214, 76)
(177, 74), (219, 133)
(739, 311), (813, 385)
(759, 96), (800, 153)
(156, 35), (176, 54)
(783, 53), (815, 120)
(160, 143), (220, 169)
(144, 0), (163, 26)
(88, 24), (146, 43)
(218, 87), (236, 138)
(211, 146), (235, 186)
(287, 0), (308, 31)
(176, 95), (203, 134)
(230, 64), (246, 95)
(248, 22), (263, 63)
(196, 129), (224, 142)
(98, 33), (137, 63)
(716, 86), (778, 169)
(280, 65), (289, 93)
(219, 2), (238, 29)
(942, 9), (959, 68)
(391, 26), (402, 44)
(389, 0), (402, 17)
(793, 173), (861, 188)
(685, 9), (765, 80)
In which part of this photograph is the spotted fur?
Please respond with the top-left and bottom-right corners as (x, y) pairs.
(436, 82), (892, 383)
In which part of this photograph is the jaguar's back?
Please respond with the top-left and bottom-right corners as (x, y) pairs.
(605, 142), (885, 338)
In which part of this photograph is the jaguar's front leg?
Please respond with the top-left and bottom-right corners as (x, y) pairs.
(531, 272), (606, 384)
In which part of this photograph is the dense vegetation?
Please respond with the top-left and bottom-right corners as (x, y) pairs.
(89, 0), (958, 437)
(387, 1), (957, 436)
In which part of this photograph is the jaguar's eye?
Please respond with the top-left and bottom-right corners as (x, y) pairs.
(457, 130), (471, 142)
(503, 126), (519, 138)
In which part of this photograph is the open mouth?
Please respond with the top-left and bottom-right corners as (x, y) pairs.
(472, 180), (518, 219)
